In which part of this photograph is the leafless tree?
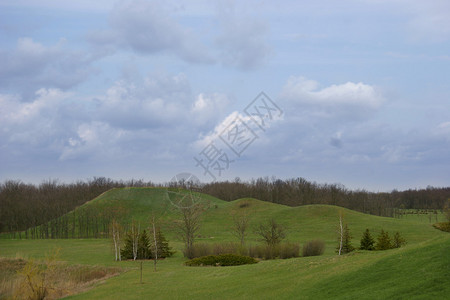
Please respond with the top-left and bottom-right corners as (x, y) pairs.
(337, 212), (344, 255)
(111, 219), (122, 261)
(232, 212), (251, 246)
(150, 214), (158, 271)
(170, 190), (207, 258)
(255, 218), (285, 247)
(130, 219), (140, 261)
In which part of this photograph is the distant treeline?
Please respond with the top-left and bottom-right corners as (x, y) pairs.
(1, 177), (449, 236)
(200, 178), (450, 216)
(0, 178), (149, 236)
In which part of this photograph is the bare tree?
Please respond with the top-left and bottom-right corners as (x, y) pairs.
(111, 219), (123, 261)
(255, 219), (285, 247)
(150, 215), (158, 271)
(337, 212), (344, 255)
(232, 212), (250, 246)
(130, 219), (140, 261)
(170, 190), (206, 259)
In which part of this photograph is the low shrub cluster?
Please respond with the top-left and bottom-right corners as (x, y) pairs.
(433, 222), (450, 232)
(248, 243), (300, 260)
(302, 240), (325, 257)
(190, 242), (246, 258)
(190, 242), (300, 260)
(185, 254), (257, 267)
(0, 257), (121, 300)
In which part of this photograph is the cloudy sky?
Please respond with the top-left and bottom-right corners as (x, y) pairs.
(1, 0), (449, 191)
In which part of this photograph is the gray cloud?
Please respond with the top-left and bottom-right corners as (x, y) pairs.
(215, 3), (271, 70)
(0, 38), (95, 96)
(88, 0), (213, 64)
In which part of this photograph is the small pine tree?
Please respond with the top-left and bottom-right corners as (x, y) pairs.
(150, 229), (175, 259)
(337, 224), (354, 254)
(392, 232), (406, 248)
(342, 224), (354, 254)
(375, 229), (392, 250)
(360, 228), (375, 250)
(120, 233), (135, 260)
(138, 230), (152, 259)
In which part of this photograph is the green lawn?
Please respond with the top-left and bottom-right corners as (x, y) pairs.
(1, 187), (449, 299)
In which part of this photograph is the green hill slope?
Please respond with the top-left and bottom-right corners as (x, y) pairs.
(66, 187), (443, 252)
(1, 187), (449, 299)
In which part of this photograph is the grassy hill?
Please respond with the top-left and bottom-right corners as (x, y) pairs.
(1, 187), (449, 299)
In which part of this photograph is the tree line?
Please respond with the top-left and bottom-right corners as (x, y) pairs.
(1, 177), (449, 236)
(200, 177), (450, 216)
(0, 178), (152, 236)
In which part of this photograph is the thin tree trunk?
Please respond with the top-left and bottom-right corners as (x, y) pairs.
(338, 213), (343, 255)
(152, 215), (158, 272)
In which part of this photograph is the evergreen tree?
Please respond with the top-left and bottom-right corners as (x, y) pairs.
(342, 224), (354, 254)
(392, 232), (406, 248)
(360, 228), (375, 250)
(337, 223), (354, 254)
(150, 229), (175, 259)
(121, 230), (152, 259)
(120, 232), (135, 260)
(138, 230), (152, 259)
(375, 229), (392, 250)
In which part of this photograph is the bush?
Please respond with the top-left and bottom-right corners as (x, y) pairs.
(433, 222), (450, 232)
(248, 244), (266, 259)
(189, 243), (212, 259)
(212, 242), (242, 256)
(279, 243), (300, 259)
(302, 239), (325, 257)
(185, 254), (257, 267)
(189, 242), (299, 260)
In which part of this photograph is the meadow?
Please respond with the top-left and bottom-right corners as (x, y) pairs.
(0, 188), (449, 299)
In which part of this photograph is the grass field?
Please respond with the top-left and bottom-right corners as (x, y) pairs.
(1, 187), (449, 299)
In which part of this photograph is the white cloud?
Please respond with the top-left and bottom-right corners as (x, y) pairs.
(59, 121), (125, 161)
(0, 89), (72, 145)
(191, 93), (230, 126)
(280, 76), (385, 120)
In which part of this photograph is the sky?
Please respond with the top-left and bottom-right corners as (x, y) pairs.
(0, 0), (449, 191)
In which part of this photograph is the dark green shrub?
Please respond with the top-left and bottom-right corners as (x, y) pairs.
(185, 254), (257, 267)
(302, 239), (325, 257)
